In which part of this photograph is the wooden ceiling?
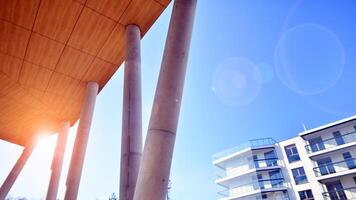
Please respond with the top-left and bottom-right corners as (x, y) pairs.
(0, 0), (171, 146)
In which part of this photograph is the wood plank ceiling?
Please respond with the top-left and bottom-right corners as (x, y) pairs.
(0, 0), (171, 146)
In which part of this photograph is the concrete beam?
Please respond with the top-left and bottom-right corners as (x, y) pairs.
(120, 25), (142, 200)
(46, 121), (70, 200)
(0, 143), (36, 200)
(133, 0), (196, 199)
(64, 82), (98, 200)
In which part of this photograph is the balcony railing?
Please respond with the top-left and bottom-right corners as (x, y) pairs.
(305, 131), (356, 154)
(322, 186), (356, 200)
(217, 178), (288, 198)
(313, 158), (356, 177)
(253, 157), (279, 168)
(216, 158), (279, 180)
(214, 138), (276, 160)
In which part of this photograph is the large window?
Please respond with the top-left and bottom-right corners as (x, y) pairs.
(292, 167), (308, 185)
(333, 131), (345, 145)
(343, 152), (356, 169)
(308, 136), (325, 152)
(285, 144), (300, 163)
(298, 190), (314, 200)
(316, 157), (335, 175)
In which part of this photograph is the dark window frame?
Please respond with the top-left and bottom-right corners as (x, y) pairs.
(298, 189), (314, 200)
(292, 167), (308, 185)
(285, 144), (300, 163)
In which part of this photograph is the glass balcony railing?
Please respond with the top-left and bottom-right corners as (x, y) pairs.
(217, 178), (288, 198)
(313, 158), (356, 177)
(216, 158), (279, 180)
(214, 138), (276, 160)
(253, 157), (279, 168)
(305, 131), (356, 154)
(322, 187), (356, 200)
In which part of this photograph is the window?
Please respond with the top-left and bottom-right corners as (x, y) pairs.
(269, 170), (283, 188)
(333, 131), (345, 145)
(264, 150), (277, 167)
(308, 137), (325, 152)
(298, 190), (314, 200)
(326, 181), (346, 200)
(292, 167), (308, 185)
(316, 157), (335, 175)
(343, 152), (356, 169)
(257, 174), (264, 189)
(285, 144), (300, 163)
(353, 176), (356, 184)
(253, 155), (260, 168)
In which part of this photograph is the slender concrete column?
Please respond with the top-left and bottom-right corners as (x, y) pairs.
(120, 25), (142, 200)
(46, 121), (70, 200)
(64, 82), (98, 200)
(0, 143), (36, 200)
(133, 0), (196, 200)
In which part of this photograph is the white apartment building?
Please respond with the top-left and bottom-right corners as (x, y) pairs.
(213, 116), (356, 200)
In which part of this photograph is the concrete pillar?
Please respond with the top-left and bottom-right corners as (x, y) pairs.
(0, 143), (36, 200)
(133, 0), (196, 200)
(64, 82), (98, 200)
(46, 121), (70, 200)
(120, 25), (142, 200)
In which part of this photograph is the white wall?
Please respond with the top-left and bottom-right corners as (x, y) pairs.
(215, 119), (356, 200)
(278, 137), (325, 200)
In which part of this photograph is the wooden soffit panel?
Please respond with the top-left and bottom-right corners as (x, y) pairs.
(0, 0), (171, 145)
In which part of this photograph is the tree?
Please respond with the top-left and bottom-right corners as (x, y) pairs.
(108, 193), (118, 200)
(166, 180), (172, 200)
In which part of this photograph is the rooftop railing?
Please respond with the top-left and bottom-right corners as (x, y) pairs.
(305, 131), (356, 154)
(322, 187), (356, 200)
(214, 138), (276, 160)
(313, 158), (356, 177)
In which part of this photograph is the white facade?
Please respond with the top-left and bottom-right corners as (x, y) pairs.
(213, 116), (356, 200)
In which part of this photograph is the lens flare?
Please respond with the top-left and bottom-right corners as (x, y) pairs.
(274, 23), (345, 95)
(212, 57), (262, 107)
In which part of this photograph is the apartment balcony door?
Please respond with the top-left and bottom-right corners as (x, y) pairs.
(309, 136), (325, 152)
(253, 155), (260, 168)
(333, 131), (345, 145)
(342, 152), (356, 169)
(325, 181), (346, 200)
(264, 150), (277, 167)
(253, 174), (265, 190)
(268, 170), (283, 188)
(317, 157), (335, 175)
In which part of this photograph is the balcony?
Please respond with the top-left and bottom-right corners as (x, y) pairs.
(322, 187), (356, 200)
(214, 138), (276, 161)
(218, 178), (288, 200)
(313, 158), (356, 177)
(216, 158), (280, 184)
(305, 131), (356, 155)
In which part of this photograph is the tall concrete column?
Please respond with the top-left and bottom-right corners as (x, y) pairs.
(64, 82), (98, 200)
(46, 121), (70, 200)
(133, 0), (196, 200)
(120, 25), (142, 200)
(0, 143), (36, 200)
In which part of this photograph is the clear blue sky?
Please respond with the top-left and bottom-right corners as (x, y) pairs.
(1, 0), (356, 199)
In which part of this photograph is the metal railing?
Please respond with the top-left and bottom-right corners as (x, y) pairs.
(253, 157), (279, 168)
(216, 158), (279, 180)
(217, 178), (287, 198)
(214, 138), (276, 160)
(305, 131), (356, 154)
(313, 158), (356, 177)
(322, 186), (356, 200)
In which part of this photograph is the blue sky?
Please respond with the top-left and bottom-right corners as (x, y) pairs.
(1, 0), (356, 199)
